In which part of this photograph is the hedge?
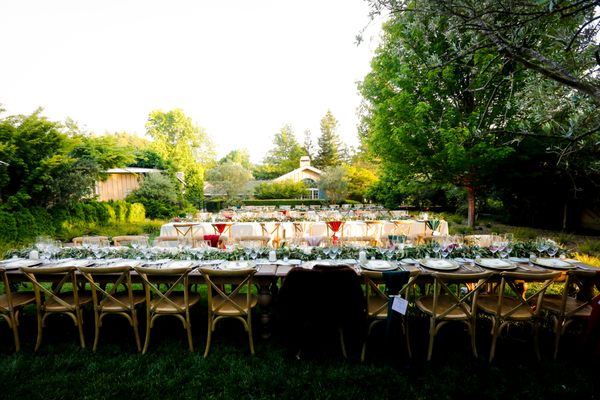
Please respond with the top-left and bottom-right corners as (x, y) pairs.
(0, 200), (146, 249)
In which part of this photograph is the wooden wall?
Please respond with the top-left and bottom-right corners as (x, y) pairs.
(96, 173), (141, 201)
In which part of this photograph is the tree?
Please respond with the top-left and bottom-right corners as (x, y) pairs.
(126, 173), (182, 219)
(314, 110), (343, 168)
(0, 110), (132, 209)
(344, 164), (378, 202)
(360, 12), (522, 227)
(302, 129), (315, 160)
(366, 0), (600, 102)
(318, 166), (348, 204)
(205, 162), (254, 201)
(261, 125), (306, 178)
(145, 109), (215, 208)
(219, 149), (253, 170)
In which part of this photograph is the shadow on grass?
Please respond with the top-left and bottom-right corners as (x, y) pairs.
(0, 303), (597, 399)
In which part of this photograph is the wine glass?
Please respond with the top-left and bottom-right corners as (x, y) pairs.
(546, 242), (559, 258)
(535, 238), (549, 258)
(431, 240), (441, 258)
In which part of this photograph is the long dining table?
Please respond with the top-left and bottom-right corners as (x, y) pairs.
(160, 219), (450, 243)
(2, 254), (598, 341)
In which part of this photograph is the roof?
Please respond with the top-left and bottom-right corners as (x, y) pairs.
(106, 168), (162, 174)
(273, 165), (322, 182)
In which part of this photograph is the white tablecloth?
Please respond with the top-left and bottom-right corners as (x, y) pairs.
(160, 220), (448, 240)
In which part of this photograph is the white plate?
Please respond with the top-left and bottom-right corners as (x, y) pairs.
(476, 258), (517, 270)
(533, 258), (575, 270)
(420, 259), (460, 271)
(362, 260), (397, 271)
(223, 261), (253, 270)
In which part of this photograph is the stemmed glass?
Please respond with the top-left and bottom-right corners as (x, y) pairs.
(430, 240), (442, 258)
(535, 238), (549, 258)
(546, 242), (559, 258)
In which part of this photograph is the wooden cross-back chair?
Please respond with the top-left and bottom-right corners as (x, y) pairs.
(111, 235), (149, 247)
(78, 265), (145, 352)
(416, 270), (493, 361)
(542, 269), (599, 359)
(0, 267), (36, 352)
(20, 265), (92, 350)
(199, 267), (258, 357)
(72, 236), (110, 247)
(134, 265), (200, 353)
(478, 270), (561, 362)
(361, 269), (420, 361)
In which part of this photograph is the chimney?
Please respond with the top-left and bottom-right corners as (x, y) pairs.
(300, 156), (311, 168)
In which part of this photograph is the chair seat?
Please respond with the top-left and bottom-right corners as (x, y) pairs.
(542, 294), (593, 317)
(150, 293), (201, 313)
(0, 292), (36, 309)
(99, 293), (146, 312)
(416, 294), (471, 320)
(212, 294), (258, 315)
(477, 295), (534, 320)
(44, 293), (92, 312)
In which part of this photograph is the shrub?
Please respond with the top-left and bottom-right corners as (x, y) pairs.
(126, 173), (182, 219)
(254, 180), (308, 199)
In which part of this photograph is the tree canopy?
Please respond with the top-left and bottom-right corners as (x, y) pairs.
(145, 109), (215, 207)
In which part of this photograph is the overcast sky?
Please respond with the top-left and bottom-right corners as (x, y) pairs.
(0, 0), (383, 162)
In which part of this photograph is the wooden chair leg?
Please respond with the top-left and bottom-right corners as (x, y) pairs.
(186, 311), (194, 352)
(142, 313), (152, 354)
(489, 320), (500, 362)
(9, 314), (21, 352)
(132, 311), (142, 352)
(34, 312), (43, 352)
(77, 309), (86, 349)
(470, 321), (478, 358)
(247, 315), (255, 356)
(404, 319), (412, 359)
(92, 312), (100, 352)
(553, 317), (563, 360)
(203, 317), (213, 358)
(338, 328), (347, 358)
(426, 319), (436, 361)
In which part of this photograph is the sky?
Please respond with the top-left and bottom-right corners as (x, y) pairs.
(0, 0), (383, 163)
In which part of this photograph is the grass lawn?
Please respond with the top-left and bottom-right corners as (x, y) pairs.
(0, 297), (597, 399)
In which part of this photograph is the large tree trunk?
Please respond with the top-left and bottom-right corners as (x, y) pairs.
(466, 185), (476, 228)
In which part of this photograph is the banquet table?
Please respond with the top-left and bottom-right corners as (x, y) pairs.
(160, 219), (449, 242)
(3, 254), (596, 341)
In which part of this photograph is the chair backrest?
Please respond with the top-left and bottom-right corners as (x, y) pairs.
(362, 269), (420, 317)
(112, 235), (148, 247)
(78, 266), (136, 311)
(72, 236), (111, 247)
(279, 265), (366, 325)
(0, 268), (16, 312)
(494, 271), (561, 319)
(550, 269), (597, 317)
(234, 236), (271, 248)
(430, 271), (494, 319)
(134, 266), (195, 313)
(200, 268), (257, 315)
(20, 266), (83, 310)
(340, 236), (376, 247)
(153, 236), (179, 247)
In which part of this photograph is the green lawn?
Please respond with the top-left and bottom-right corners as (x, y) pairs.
(0, 300), (596, 399)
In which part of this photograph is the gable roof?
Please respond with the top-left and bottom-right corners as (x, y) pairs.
(273, 165), (322, 182)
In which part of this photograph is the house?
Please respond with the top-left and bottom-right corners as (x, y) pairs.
(203, 157), (323, 200)
(272, 156), (322, 199)
(95, 168), (161, 201)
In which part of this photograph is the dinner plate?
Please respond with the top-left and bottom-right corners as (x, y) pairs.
(532, 258), (575, 270)
(361, 260), (397, 271)
(420, 258), (460, 271)
(223, 261), (254, 270)
(1, 259), (43, 269)
(476, 258), (517, 270)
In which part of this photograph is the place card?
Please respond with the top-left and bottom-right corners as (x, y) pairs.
(392, 296), (408, 315)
